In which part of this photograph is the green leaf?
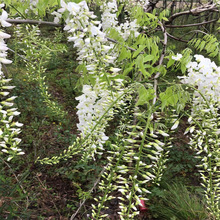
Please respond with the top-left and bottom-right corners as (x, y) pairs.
(136, 85), (155, 106)
(135, 55), (151, 78)
(143, 55), (154, 62)
(159, 85), (190, 111)
(118, 47), (130, 61)
(133, 45), (147, 58)
(146, 13), (157, 20)
(199, 41), (206, 51)
(195, 39), (201, 49)
(123, 67), (133, 76)
(167, 57), (175, 68)
(162, 17), (168, 21)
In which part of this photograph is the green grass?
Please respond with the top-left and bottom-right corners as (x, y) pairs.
(149, 183), (210, 220)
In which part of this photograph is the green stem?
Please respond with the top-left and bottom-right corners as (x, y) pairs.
(9, 4), (26, 19)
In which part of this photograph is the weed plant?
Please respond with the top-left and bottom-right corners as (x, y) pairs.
(150, 183), (209, 220)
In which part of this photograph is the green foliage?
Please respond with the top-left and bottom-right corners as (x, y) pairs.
(159, 84), (190, 112)
(5, 0), (60, 18)
(136, 84), (154, 106)
(150, 183), (209, 220)
(189, 34), (220, 59)
(0, 78), (24, 161)
(16, 25), (67, 121)
(0, 158), (30, 218)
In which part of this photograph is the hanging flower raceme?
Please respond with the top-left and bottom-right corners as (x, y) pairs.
(0, 4), (24, 161)
(76, 79), (125, 159)
(180, 55), (220, 106)
(55, 0), (127, 158)
(100, 0), (140, 40)
(100, 0), (118, 31)
(181, 55), (220, 219)
(56, 0), (141, 74)
(56, 0), (116, 75)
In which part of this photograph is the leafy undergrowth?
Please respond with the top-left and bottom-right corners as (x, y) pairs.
(0, 27), (207, 220)
(0, 56), (204, 219)
(0, 45), (82, 218)
(0, 80), (203, 220)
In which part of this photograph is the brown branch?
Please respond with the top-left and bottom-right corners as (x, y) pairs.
(166, 32), (188, 43)
(166, 3), (218, 24)
(6, 18), (62, 27)
(145, 0), (160, 12)
(166, 29), (209, 43)
(186, 30), (208, 36)
(153, 21), (167, 105)
(165, 18), (218, 28)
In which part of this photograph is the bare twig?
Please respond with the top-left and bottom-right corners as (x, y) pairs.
(153, 21), (167, 105)
(182, 29), (208, 38)
(70, 166), (107, 220)
(167, 29), (209, 43)
(8, 48), (29, 61)
(6, 19), (62, 27)
(165, 18), (218, 28)
(166, 32), (188, 42)
(166, 3), (218, 24)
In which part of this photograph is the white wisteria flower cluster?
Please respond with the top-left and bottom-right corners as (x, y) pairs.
(56, 0), (127, 157)
(100, 0), (118, 31)
(101, 0), (140, 40)
(55, 0), (141, 74)
(181, 55), (220, 218)
(76, 83), (112, 155)
(119, 0), (149, 14)
(0, 5), (24, 161)
(180, 55), (220, 106)
(57, 0), (116, 75)
(76, 81), (125, 159)
(184, 101), (220, 218)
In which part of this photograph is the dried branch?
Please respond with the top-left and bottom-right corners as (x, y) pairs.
(153, 21), (167, 105)
(165, 18), (218, 28)
(166, 32), (188, 43)
(70, 166), (107, 220)
(6, 18), (62, 27)
(166, 3), (218, 24)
